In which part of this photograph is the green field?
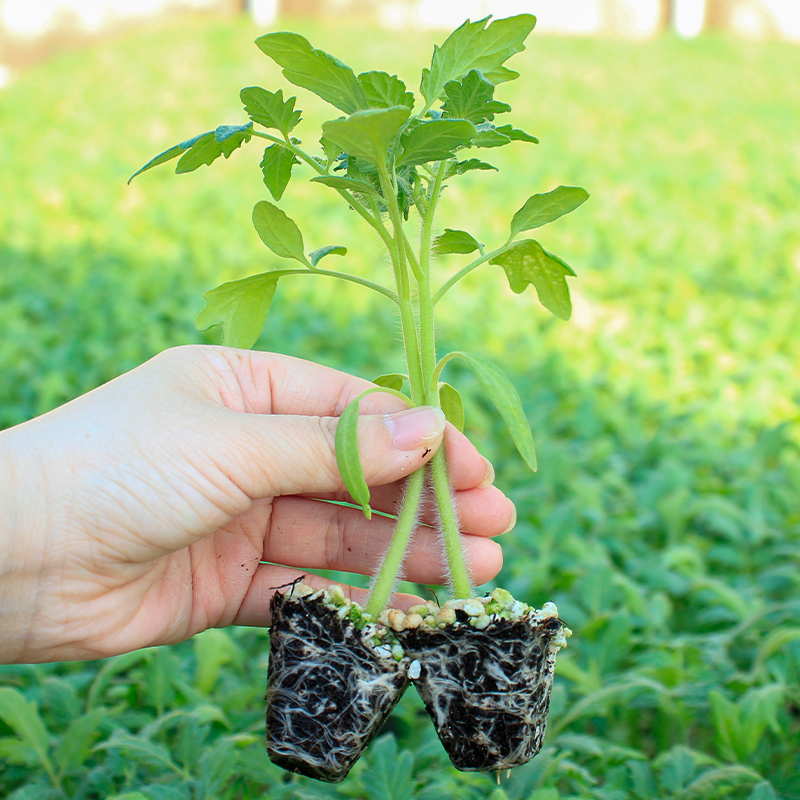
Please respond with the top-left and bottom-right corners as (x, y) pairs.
(1, 14), (800, 800)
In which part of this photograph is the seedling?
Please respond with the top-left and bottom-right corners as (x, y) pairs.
(131, 13), (586, 782)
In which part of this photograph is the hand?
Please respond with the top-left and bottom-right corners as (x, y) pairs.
(0, 346), (515, 663)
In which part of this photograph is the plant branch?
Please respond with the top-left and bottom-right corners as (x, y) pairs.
(432, 240), (512, 304)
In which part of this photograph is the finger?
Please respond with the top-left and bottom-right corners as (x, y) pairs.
(223, 405), (447, 498)
(231, 566), (426, 627)
(263, 496), (504, 584)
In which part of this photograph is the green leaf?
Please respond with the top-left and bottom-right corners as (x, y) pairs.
(310, 174), (382, 200)
(322, 106), (411, 168)
(444, 157), (498, 177)
(255, 32), (367, 114)
(439, 382), (465, 432)
(309, 245), (347, 266)
(433, 228), (481, 255)
(362, 735), (415, 800)
(359, 71), (415, 109)
(420, 14), (536, 104)
(471, 123), (512, 148)
(96, 731), (182, 774)
(194, 629), (235, 694)
(319, 135), (342, 167)
(510, 185), (590, 237)
(260, 144), (299, 201)
(0, 687), (55, 780)
(397, 119), (476, 165)
(373, 373), (406, 391)
(447, 351), (536, 471)
(442, 69), (511, 123)
(127, 129), (211, 183)
(196, 273), (280, 349)
(496, 123), (538, 143)
(0, 737), (40, 766)
(175, 122), (253, 174)
(53, 708), (105, 775)
(240, 86), (301, 134)
(335, 397), (372, 518)
(252, 200), (308, 264)
(200, 738), (239, 796)
(491, 239), (576, 320)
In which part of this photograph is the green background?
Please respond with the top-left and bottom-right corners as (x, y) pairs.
(1, 15), (799, 800)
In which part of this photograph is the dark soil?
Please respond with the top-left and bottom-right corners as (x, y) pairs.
(399, 612), (564, 772)
(265, 591), (409, 782)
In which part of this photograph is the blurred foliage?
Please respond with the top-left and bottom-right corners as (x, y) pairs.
(1, 14), (800, 800)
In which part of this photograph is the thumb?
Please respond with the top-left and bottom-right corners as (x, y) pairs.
(228, 405), (447, 499)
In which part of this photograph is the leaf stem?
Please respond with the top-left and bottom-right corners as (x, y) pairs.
(263, 267), (398, 303)
(432, 241), (512, 304)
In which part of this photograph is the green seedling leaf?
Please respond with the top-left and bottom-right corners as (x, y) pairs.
(373, 373), (406, 391)
(433, 228), (482, 255)
(260, 144), (299, 201)
(0, 687), (56, 781)
(196, 273), (280, 349)
(471, 123), (512, 148)
(444, 157), (498, 177)
(322, 106), (411, 168)
(496, 123), (539, 143)
(442, 69), (511, 123)
(446, 352), (536, 470)
(421, 14), (536, 104)
(491, 239), (576, 320)
(255, 32), (367, 114)
(96, 731), (183, 774)
(310, 174), (382, 200)
(359, 71), (415, 109)
(309, 245), (347, 266)
(252, 200), (308, 264)
(397, 119), (477, 165)
(439, 382), (465, 431)
(336, 397), (372, 518)
(240, 86), (301, 134)
(0, 737), (39, 766)
(319, 135), (342, 167)
(53, 708), (105, 775)
(511, 185), (590, 237)
(175, 122), (253, 174)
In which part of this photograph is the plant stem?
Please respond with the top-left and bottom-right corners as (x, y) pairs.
(432, 241), (512, 304)
(365, 468), (425, 619)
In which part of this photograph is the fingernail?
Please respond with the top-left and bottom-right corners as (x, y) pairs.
(502, 499), (517, 534)
(385, 406), (446, 451)
(478, 456), (495, 489)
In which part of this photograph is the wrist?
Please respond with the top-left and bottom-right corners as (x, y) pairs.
(0, 421), (49, 663)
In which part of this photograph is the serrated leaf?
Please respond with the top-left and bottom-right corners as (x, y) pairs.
(439, 382), (465, 432)
(255, 32), (367, 114)
(397, 119), (476, 165)
(471, 123), (511, 148)
(200, 738), (239, 796)
(310, 174), (382, 200)
(335, 397), (371, 518)
(447, 352), (536, 470)
(0, 687), (55, 779)
(421, 14), (536, 104)
(309, 245), (347, 266)
(363, 735), (415, 800)
(252, 200), (308, 264)
(444, 157), (498, 177)
(510, 185), (590, 237)
(128, 129), (211, 183)
(495, 123), (538, 143)
(433, 228), (481, 255)
(53, 708), (105, 775)
(491, 239), (576, 320)
(319, 135), (342, 167)
(196, 273), (280, 349)
(373, 373), (406, 391)
(442, 69), (511, 123)
(174, 123), (253, 174)
(240, 86), (301, 134)
(359, 71), (415, 109)
(260, 144), (299, 201)
(322, 106), (410, 168)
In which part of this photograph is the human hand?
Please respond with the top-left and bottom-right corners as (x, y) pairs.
(0, 346), (515, 663)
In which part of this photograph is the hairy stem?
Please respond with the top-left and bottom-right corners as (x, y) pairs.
(365, 467), (425, 618)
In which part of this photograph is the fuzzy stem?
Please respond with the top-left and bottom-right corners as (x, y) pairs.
(365, 468), (425, 618)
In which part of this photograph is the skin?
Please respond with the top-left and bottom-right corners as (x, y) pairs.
(0, 345), (515, 664)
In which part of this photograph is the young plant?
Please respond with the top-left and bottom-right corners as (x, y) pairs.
(131, 13), (586, 782)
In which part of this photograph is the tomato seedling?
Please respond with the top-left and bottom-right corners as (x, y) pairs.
(132, 13), (586, 782)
